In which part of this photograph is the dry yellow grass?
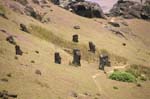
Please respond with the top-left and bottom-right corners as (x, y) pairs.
(0, 0), (150, 99)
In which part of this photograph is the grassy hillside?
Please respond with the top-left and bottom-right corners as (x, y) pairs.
(0, 0), (150, 99)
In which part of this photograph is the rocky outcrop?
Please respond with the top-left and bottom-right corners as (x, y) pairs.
(51, 0), (105, 18)
(109, 0), (150, 20)
(68, 1), (105, 18)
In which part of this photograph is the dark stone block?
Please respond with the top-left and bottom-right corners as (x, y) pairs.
(20, 24), (29, 33)
(72, 49), (81, 66)
(15, 45), (23, 56)
(6, 36), (16, 45)
(89, 41), (96, 53)
(54, 52), (61, 64)
(72, 34), (79, 42)
(99, 54), (110, 70)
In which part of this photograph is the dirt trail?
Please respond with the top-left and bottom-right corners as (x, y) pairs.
(91, 64), (128, 99)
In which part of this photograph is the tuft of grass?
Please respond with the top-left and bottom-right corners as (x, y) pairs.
(126, 64), (150, 81)
(29, 24), (100, 62)
(0, 4), (6, 14)
(113, 86), (119, 90)
(109, 71), (136, 82)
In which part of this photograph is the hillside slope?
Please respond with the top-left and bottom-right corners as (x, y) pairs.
(0, 0), (150, 99)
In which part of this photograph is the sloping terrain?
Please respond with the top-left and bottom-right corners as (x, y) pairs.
(0, 0), (150, 99)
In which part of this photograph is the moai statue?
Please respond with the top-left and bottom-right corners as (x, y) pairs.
(20, 24), (29, 33)
(6, 36), (16, 45)
(72, 49), (81, 66)
(15, 45), (23, 55)
(99, 54), (110, 70)
(72, 34), (79, 43)
(54, 52), (61, 64)
(89, 41), (96, 53)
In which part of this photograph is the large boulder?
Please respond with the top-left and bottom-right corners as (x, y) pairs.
(68, 1), (105, 18)
(110, 0), (150, 20)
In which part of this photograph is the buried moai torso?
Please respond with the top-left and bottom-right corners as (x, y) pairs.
(54, 52), (61, 64)
(72, 34), (79, 43)
(89, 41), (96, 53)
(15, 45), (23, 55)
(99, 54), (110, 70)
(72, 49), (81, 66)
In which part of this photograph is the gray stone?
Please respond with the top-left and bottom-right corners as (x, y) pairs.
(89, 41), (96, 53)
(15, 45), (23, 56)
(72, 34), (79, 42)
(72, 49), (81, 66)
(54, 52), (61, 64)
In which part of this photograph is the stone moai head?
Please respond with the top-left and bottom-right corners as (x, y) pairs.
(72, 34), (79, 43)
(72, 49), (81, 66)
(89, 41), (96, 53)
(6, 36), (16, 45)
(20, 24), (29, 33)
(99, 54), (110, 70)
(54, 52), (61, 64)
(15, 45), (23, 56)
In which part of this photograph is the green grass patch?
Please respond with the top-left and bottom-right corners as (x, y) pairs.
(29, 24), (100, 62)
(109, 71), (136, 82)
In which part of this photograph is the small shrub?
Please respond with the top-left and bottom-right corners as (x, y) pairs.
(113, 86), (118, 90)
(109, 71), (136, 82)
(0, 4), (6, 14)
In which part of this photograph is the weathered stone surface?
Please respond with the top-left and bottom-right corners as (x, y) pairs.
(20, 24), (29, 33)
(68, 1), (105, 18)
(99, 54), (110, 70)
(6, 36), (16, 45)
(72, 49), (81, 66)
(54, 52), (61, 64)
(110, 0), (150, 20)
(72, 34), (79, 42)
(24, 5), (43, 21)
(15, 45), (23, 56)
(89, 41), (96, 53)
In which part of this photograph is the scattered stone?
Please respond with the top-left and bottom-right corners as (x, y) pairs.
(14, 56), (18, 60)
(96, 93), (101, 96)
(1, 78), (8, 82)
(72, 49), (81, 66)
(31, 60), (35, 63)
(73, 25), (80, 29)
(99, 54), (110, 70)
(0, 90), (17, 98)
(54, 52), (61, 64)
(15, 0), (28, 5)
(122, 43), (126, 46)
(70, 91), (78, 98)
(0, 13), (8, 19)
(6, 36), (16, 45)
(35, 50), (39, 54)
(72, 34), (79, 43)
(7, 73), (12, 77)
(136, 83), (142, 87)
(15, 45), (23, 56)
(51, 0), (60, 5)
(35, 69), (42, 75)
(89, 41), (96, 53)
(108, 22), (120, 27)
(20, 24), (29, 33)
(24, 5), (43, 21)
